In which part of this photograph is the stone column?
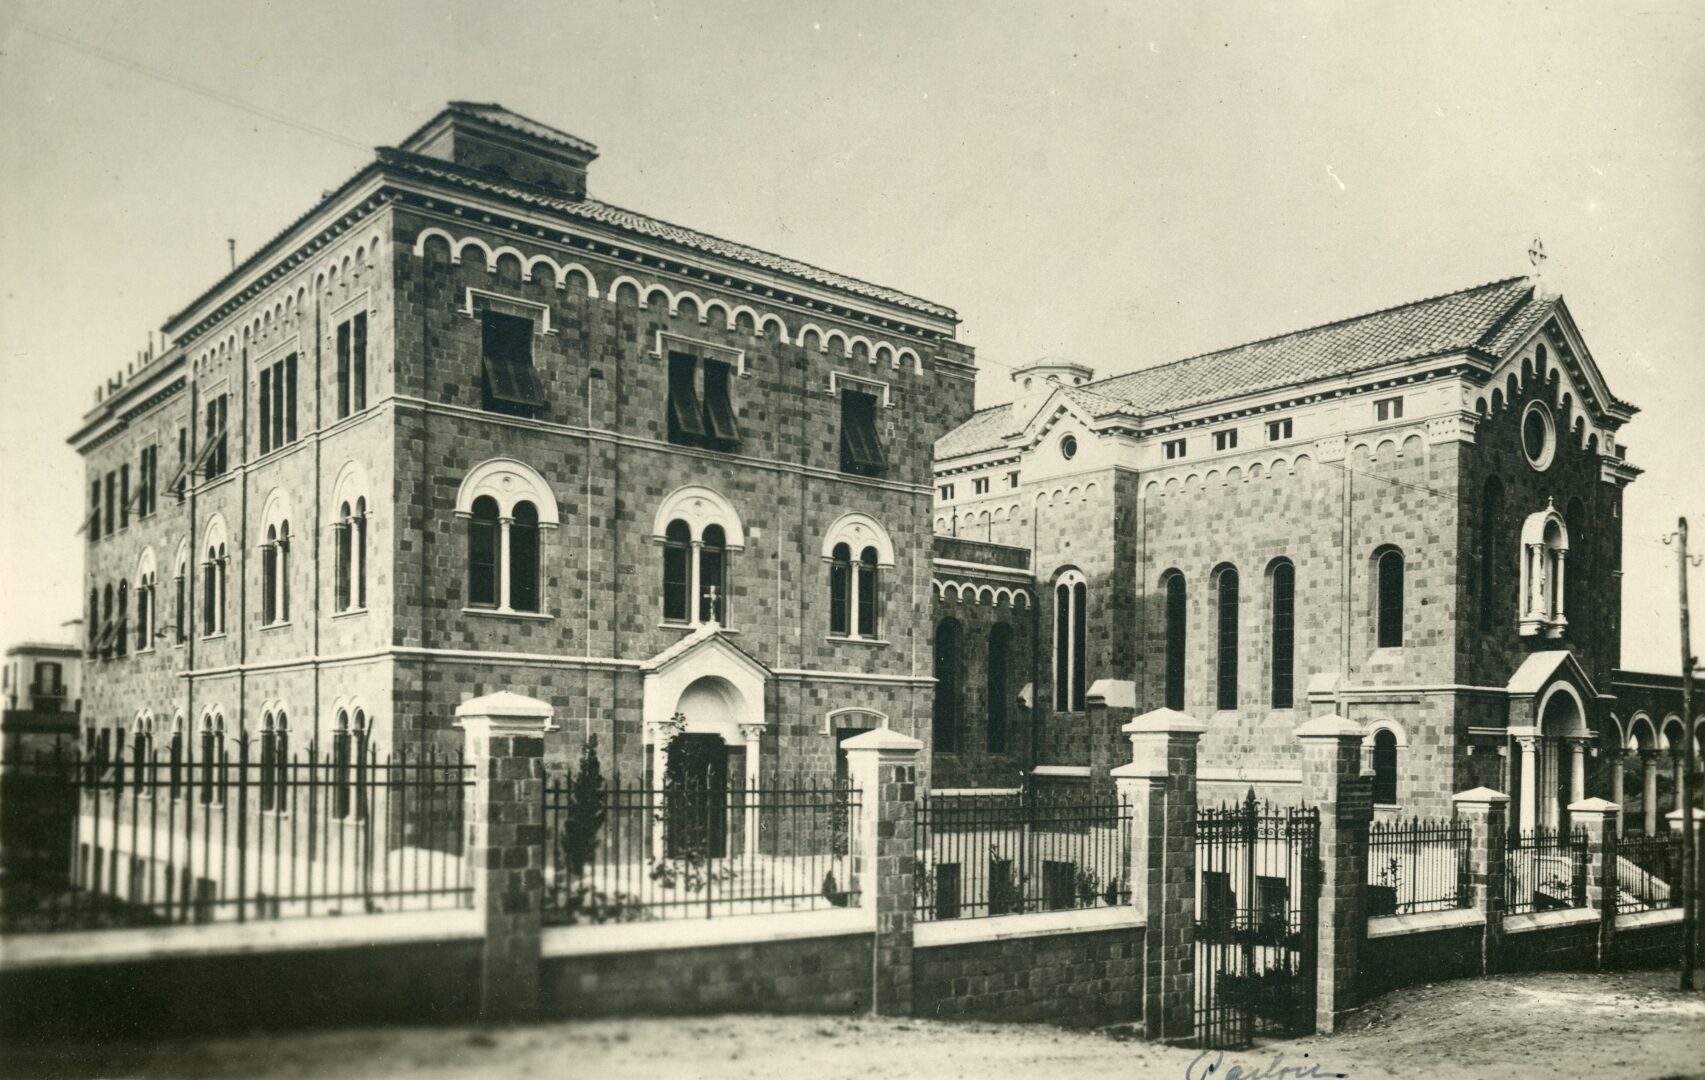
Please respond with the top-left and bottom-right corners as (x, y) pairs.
(1611, 755), (1626, 837)
(455, 691), (556, 1023)
(1568, 798), (1619, 969)
(1295, 714), (1371, 1035)
(1516, 735), (1539, 835)
(740, 722), (764, 859)
(1642, 751), (1660, 835)
(1111, 707), (1204, 1043)
(1551, 549), (1567, 626)
(1672, 755), (1685, 813)
(498, 516), (513, 609)
(1452, 787), (1509, 974)
(1569, 739), (1588, 808)
(843, 727), (921, 1017)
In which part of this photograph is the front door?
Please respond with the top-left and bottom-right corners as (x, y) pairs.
(664, 733), (728, 859)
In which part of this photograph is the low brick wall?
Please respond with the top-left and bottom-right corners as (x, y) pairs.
(0, 917), (481, 1043)
(1359, 912), (1484, 998)
(1500, 910), (1600, 972)
(1612, 910), (1685, 970)
(540, 918), (874, 1018)
(912, 913), (1144, 1028)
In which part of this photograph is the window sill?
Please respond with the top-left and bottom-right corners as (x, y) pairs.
(331, 607), (369, 621)
(259, 622), (293, 632)
(463, 607), (553, 621)
(659, 622), (738, 633)
(201, 633), (227, 641)
(826, 635), (890, 647)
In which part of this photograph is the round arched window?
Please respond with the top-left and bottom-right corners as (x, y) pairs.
(1060, 435), (1078, 461)
(1521, 401), (1556, 471)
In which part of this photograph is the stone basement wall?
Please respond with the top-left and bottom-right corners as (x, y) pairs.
(1499, 910), (1602, 972)
(912, 923), (1144, 1028)
(541, 930), (874, 1018)
(1610, 910), (1685, 970)
(1359, 913), (1484, 999)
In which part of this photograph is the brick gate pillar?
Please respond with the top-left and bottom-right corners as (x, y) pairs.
(1295, 714), (1370, 1034)
(1568, 797), (1620, 968)
(456, 691), (556, 1023)
(1111, 707), (1204, 1043)
(1452, 787), (1509, 974)
(843, 727), (921, 1017)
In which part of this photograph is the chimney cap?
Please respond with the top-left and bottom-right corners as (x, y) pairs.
(1010, 356), (1095, 388)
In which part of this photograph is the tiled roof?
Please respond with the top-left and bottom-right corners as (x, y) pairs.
(937, 277), (1551, 458)
(382, 149), (958, 320)
(438, 101), (599, 156)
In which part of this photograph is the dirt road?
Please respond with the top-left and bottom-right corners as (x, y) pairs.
(7, 969), (1701, 1079)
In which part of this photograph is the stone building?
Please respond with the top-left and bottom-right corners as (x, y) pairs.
(1, 642), (81, 762)
(927, 278), (1699, 828)
(69, 102), (975, 795)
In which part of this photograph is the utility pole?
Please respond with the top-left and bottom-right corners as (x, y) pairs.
(1665, 517), (1699, 990)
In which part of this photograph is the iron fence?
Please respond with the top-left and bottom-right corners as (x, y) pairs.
(914, 791), (1131, 921)
(0, 740), (471, 935)
(1614, 832), (1683, 914)
(542, 776), (860, 924)
(1366, 818), (1472, 916)
(1504, 826), (1588, 916)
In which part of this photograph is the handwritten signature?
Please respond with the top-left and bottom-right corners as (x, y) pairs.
(1185, 1049), (1347, 1080)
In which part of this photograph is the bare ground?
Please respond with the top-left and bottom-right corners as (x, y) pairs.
(5, 969), (1702, 1080)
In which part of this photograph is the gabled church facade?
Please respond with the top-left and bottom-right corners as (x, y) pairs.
(928, 277), (1681, 829)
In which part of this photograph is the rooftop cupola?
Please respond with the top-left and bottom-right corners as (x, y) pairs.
(1009, 356), (1094, 422)
(399, 102), (600, 200)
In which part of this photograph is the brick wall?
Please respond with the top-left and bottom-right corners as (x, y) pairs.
(1359, 921), (1483, 998)
(912, 926), (1144, 1027)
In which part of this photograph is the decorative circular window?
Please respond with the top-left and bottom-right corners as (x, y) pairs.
(1521, 401), (1556, 471)
(1060, 435), (1078, 461)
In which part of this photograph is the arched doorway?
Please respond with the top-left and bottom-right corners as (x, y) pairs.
(1536, 684), (1588, 832)
(655, 675), (755, 861)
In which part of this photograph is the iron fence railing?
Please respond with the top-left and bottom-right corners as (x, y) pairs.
(0, 741), (471, 935)
(542, 777), (859, 924)
(914, 791), (1131, 921)
(1367, 818), (1472, 916)
(1614, 832), (1683, 914)
(1504, 826), (1589, 916)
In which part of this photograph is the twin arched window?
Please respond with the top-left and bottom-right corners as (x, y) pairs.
(458, 460), (558, 616)
(260, 710), (289, 813)
(261, 521), (292, 625)
(199, 711), (225, 806)
(333, 708), (368, 821)
(335, 497), (368, 612)
(202, 541), (228, 637)
(829, 545), (880, 638)
(662, 520), (727, 624)
(1054, 571), (1087, 712)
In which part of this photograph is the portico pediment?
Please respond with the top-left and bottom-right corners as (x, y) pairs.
(1505, 649), (1598, 735)
(641, 623), (770, 741)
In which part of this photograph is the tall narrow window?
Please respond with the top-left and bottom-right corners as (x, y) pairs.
(1270, 561), (1295, 709)
(140, 445), (157, 517)
(662, 520), (692, 623)
(839, 386), (887, 476)
(667, 352), (740, 450)
(262, 526), (279, 624)
(337, 313), (369, 419)
(467, 496), (500, 608)
(1479, 477), (1503, 631)
(987, 622), (1011, 753)
(105, 472), (116, 535)
(102, 584), (114, 659)
(510, 501), (540, 614)
(829, 543), (852, 636)
(277, 521), (291, 622)
(87, 589), (99, 656)
(856, 547), (879, 637)
(352, 313), (368, 412)
(702, 361), (740, 449)
(933, 619), (962, 752)
(120, 465), (130, 529)
(1371, 729), (1399, 804)
(216, 545), (227, 633)
(667, 352), (708, 445)
(272, 712), (289, 815)
(260, 367), (273, 453)
(336, 321), (351, 419)
(260, 712), (277, 812)
(1054, 571), (1087, 712)
(90, 480), (102, 540)
(1215, 566), (1239, 710)
(699, 525), (727, 623)
(137, 572), (155, 651)
(1376, 548), (1404, 648)
(480, 311), (546, 416)
(334, 710), (353, 820)
(116, 581), (129, 658)
(169, 720), (184, 801)
(1164, 572), (1187, 710)
(173, 560), (186, 644)
(335, 504), (353, 612)
(354, 498), (367, 609)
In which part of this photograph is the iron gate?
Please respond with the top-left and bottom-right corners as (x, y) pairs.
(1193, 790), (1319, 1049)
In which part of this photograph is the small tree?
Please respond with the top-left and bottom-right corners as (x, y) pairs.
(562, 736), (607, 879)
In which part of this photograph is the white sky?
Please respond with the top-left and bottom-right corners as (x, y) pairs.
(1, 1), (1700, 672)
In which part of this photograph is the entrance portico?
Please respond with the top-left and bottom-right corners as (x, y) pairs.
(1506, 651), (1597, 834)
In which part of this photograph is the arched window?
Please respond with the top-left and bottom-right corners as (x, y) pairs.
(137, 572), (155, 651)
(334, 463), (371, 613)
(272, 710), (289, 815)
(456, 458), (560, 615)
(334, 709), (354, 820)
(829, 543), (853, 636)
(262, 524), (279, 624)
(199, 712), (224, 806)
(1054, 571), (1088, 712)
(933, 619), (963, 751)
(116, 580), (129, 658)
(822, 513), (895, 640)
(168, 714), (185, 801)
(353, 497), (368, 610)
(1270, 560), (1295, 709)
(1214, 566), (1240, 710)
(260, 711), (278, 812)
(987, 622), (1012, 753)
(663, 520), (692, 623)
(1376, 548), (1404, 648)
(336, 502), (354, 611)
(467, 495), (500, 607)
(201, 525), (228, 637)
(1479, 476), (1503, 631)
(699, 525), (727, 623)
(510, 501), (540, 613)
(1372, 728), (1399, 804)
(1164, 572), (1187, 710)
